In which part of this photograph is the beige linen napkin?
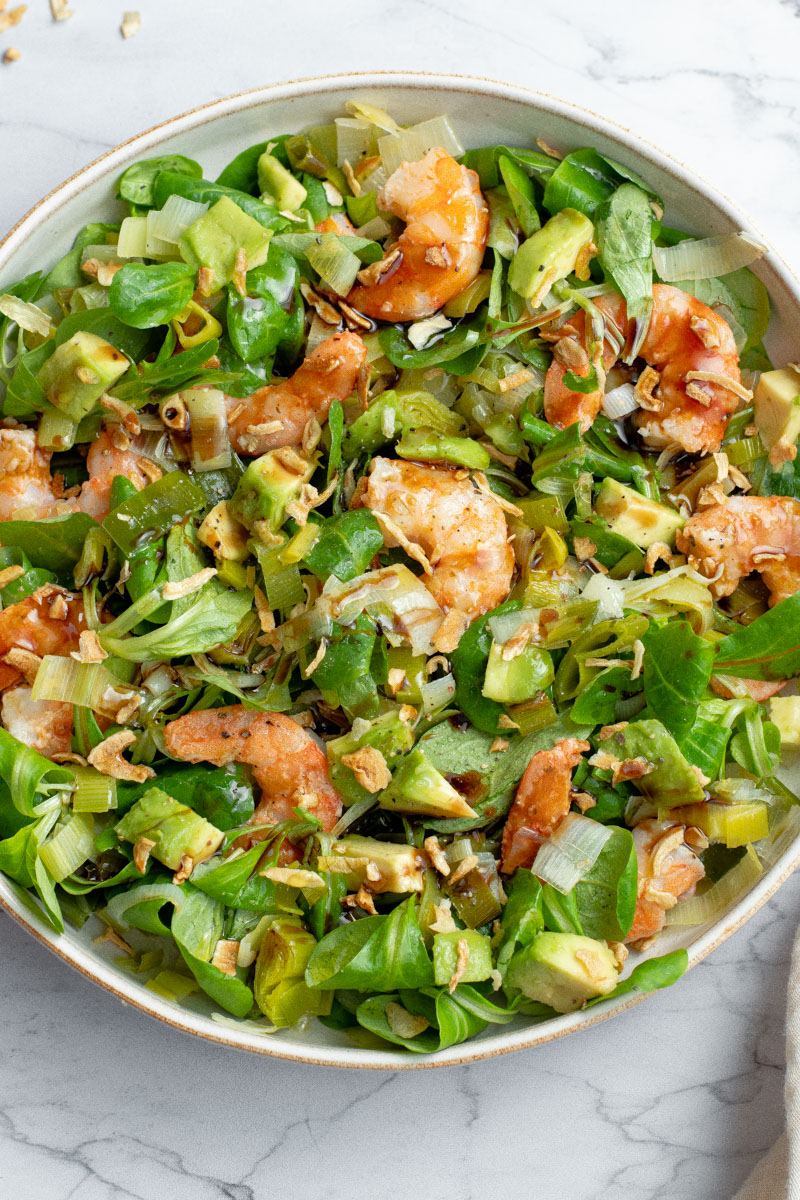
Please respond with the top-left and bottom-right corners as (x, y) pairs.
(734, 930), (800, 1199)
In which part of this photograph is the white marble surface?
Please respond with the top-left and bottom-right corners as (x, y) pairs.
(2, 2), (800, 1196)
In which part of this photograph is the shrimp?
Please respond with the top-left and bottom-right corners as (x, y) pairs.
(164, 706), (342, 836)
(710, 675), (786, 703)
(676, 495), (800, 606)
(0, 426), (161, 523)
(77, 427), (162, 521)
(226, 331), (367, 457)
(0, 428), (61, 519)
(315, 214), (357, 236)
(500, 738), (590, 874)
(544, 284), (743, 454)
(0, 584), (88, 691)
(626, 820), (704, 943)
(353, 457), (515, 621)
(1, 686), (72, 758)
(346, 148), (489, 322)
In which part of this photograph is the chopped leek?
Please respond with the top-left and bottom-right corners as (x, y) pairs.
(532, 814), (612, 894)
(39, 813), (95, 882)
(653, 232), (766, 282)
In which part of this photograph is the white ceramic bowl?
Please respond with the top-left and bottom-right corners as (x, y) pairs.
(2, 72), (799, 1069)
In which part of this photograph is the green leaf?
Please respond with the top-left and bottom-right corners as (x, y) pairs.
(449, 599), (520, 735)
(714, 593), (800, 680)
(101, 585), (253, 662)
(354, 993), (440, 1052)
(595, 183), (655, 328)
(586, 949), (688, 1005)
(540, 882), (583, 934)
(0, 512), (98, 574)
(109, 262), (196, 329)
(118, 155), (203, 207)
(39, 223), (120, 294)
(642, 620), (715, 741)
(310, 621), (382, 720)
(226, 246), (298, 362)
(570, 665), (639, 727)
(117, 762), (254, 829)
(544, 148), (658, 219)
(153, 172), (288, 232)
(498, 154), (540, 237)
(378, 320), (486, 374)
(461, 144), (559, 189)
(305, 897), (434, 992)
(302, 510), (384, 583)
(54, 309), (153, 361)
(678, 716), (731, 782)
(680, 267), (770, 354)
(574, 825), (638, 941)
(496, 869), (544, 976)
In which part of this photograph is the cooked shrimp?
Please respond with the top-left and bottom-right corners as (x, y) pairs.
(164, 706), (342, 835)
(710, 675), (786, 703)
(353, 457), (515, 621)
(346, 148), (489, 322)
(1, 685), (72, 758)
(226, 331), (366, 457)
(315, 213), (357, 236)
(677, 495), (800, 606)
(500, 738), (590, 874)
(0, 584), (88, 691)
(77, 427), (162, 521)
(626, 820), (704, 943)
(0, 428), (60, 519)
(544, 284), (743, 454)
(0, 426), (161, 523)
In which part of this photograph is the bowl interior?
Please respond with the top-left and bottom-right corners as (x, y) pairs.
(2, 73), (800, 1068)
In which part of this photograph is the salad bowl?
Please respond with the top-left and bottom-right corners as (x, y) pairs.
(1, 71), (799, 1068)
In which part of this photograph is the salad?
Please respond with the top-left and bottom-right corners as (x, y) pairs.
(0, 99), (799, 1054)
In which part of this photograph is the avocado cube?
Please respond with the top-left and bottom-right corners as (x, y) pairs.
(197, 500), (251, 561)
(327, 709), (415, 805)
(595, 477), (684, 549)
(257, 153), (307, 213)
(508, 208), (595, 306)
(612, 719), (705, 807)
(433, 929), (493, 986)
(37, 331), (128, 421)
(229, 447), (314, 537)
(482, 642), (554, 705)
(378, 749), (478, 820)
(506, 932), (619, 1012)
(115, 786), (224, 870)
(317, 834), (426, 893)
(754, 366), (800, 467)
(179, 195), (272, 289)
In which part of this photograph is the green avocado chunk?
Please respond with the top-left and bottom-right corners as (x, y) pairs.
(506, 932), (619, 1012)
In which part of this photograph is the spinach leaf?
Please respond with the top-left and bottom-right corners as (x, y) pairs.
(642, 620), (715, 741)
(109, 262), (196, 329)
(226, 246), (298, 362)
(449, 599), (520, 735)
(496, 869), (544, 976)
(0, 815), (63, 932)
(55, 309), (153, 362)
(541, 882), (583, 934)
(101, 585), (253, 662)
(311, 620), (384, 720)
(110, 337), (234, 405)
(118, 155), (202, 207)
(0, 512), (98, 575)
(574, 825), (637, 941)
(39, 222), (120, 294)
(378, 319), (487, 375)
(189, 842), (279, 911)
(307, 870), (348, 942)
(170, 886), (254, 1016)
(418, 714), (591, 833)
(498, 154), (540, 237)
(302, 510), (384, 582)
(714, 593), (800, 680)
(461, 144), (559, 188)
(305, 897), (434, 991)
(595, 183), (655, 332)
(354, 992), (440, 1052)
(680, 268), (769, 355)
(216, 140), (271, 191)
(679, 716), (731, 781)
(153, 172), (288, 232)
(570, 518), (641, 570)
(586, 948), (688, 1005)
(544, 148), (656, 219)
(570, 665), (639, 726)
(117, 763), (254, 828)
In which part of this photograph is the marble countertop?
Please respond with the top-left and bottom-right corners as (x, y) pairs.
(2, 2), (800, 1196)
